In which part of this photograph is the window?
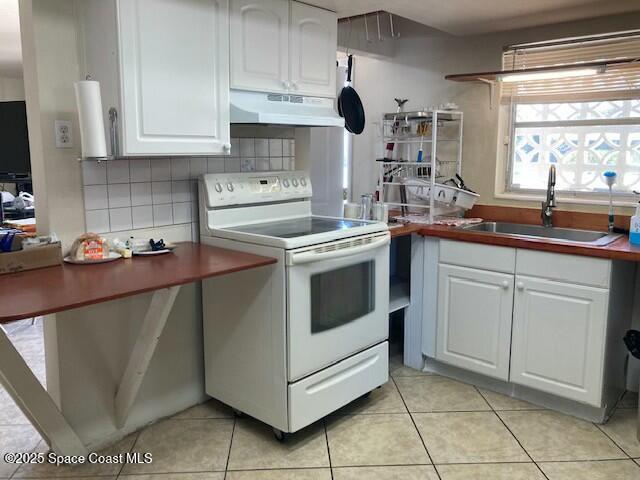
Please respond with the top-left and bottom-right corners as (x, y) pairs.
(310, 261), (375, 334)
(510, 100), (640, 193)
(503, 33), (640, 196)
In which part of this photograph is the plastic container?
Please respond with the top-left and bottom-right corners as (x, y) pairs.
(630, 203), (640, 245)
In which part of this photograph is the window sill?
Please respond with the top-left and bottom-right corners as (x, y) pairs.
(495, 191), (636, 208)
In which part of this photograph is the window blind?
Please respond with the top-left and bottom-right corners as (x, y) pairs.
(501, 33), (640, 103)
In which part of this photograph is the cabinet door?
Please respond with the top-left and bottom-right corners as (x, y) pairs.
(510, 275), (608, 406)
(289, 2), (337, 98)
(436, 264), (514, 381)
(117, 0), (230, 155)
(230, 0), (289, 93)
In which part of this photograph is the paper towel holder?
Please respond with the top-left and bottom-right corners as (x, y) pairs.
(77, 107), (119, 162)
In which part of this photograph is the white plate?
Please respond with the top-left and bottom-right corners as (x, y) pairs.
(64, 251), (122, 264)
(133, 249), (171, 256)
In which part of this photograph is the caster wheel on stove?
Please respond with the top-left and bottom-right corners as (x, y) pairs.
(273, 428), (288, 442)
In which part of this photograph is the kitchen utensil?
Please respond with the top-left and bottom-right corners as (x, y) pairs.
(385, 98), (408, 159)
(343, 202), (362, 219)
(416, 121), (429, 162)
(444, 174), (477, 194)
(338, 55), (365, 135)
(64, 251), (122, 264)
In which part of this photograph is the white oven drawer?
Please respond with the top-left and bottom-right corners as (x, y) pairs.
(288, 341), (388, 432)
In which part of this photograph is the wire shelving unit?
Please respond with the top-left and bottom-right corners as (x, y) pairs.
(378, 109), (464, 224)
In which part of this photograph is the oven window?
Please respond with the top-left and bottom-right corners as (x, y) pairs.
(310, 261), (375, 333)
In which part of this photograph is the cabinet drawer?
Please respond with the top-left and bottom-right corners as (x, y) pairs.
(516, 249), (610, 288)
(288, 342), (387, 432)
(440, 240), (515, 273)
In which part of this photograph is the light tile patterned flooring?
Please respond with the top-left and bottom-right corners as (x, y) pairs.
(2, 323), (640, 479)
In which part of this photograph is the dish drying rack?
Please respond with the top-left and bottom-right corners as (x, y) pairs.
(378, 109), (465, 224)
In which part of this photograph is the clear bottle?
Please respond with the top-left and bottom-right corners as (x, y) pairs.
(630, 201), (640, 245)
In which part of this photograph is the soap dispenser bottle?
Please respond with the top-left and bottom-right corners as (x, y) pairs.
(630, 198), (640, 245)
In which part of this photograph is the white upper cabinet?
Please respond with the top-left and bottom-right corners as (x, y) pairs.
(230, 0), (289, 93)
(289, 2), (337, 98)
(79, 0), (231, 156)
(229, 0), (337, 98)
(436, 263), (514, 381)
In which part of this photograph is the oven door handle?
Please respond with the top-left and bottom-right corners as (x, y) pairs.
(287, 234), (390, 265)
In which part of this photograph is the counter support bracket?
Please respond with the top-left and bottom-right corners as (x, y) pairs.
(0, 325), (88, 456)
(114, 286), (181, 428)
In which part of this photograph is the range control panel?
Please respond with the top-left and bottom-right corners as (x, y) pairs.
(201, 171), (312, 208)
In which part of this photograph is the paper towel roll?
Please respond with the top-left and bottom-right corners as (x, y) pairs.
(74, 80), (107, 158)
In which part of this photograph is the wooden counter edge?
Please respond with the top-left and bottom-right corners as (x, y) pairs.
(414, 225), (640, 261)
(0, 245), (277, 324)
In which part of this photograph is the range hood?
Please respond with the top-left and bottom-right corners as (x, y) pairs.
(230, 89), (345, 127)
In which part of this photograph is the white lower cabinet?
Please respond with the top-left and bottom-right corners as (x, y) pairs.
(510, 275), (608, 405)
(430, 240), (634, 409)
(436, 264), (513, 380)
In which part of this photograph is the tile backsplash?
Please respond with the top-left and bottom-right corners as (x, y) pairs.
(81, 137), (295, 234)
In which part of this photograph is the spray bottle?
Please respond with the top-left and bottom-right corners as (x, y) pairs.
(631, 191), (640, 246)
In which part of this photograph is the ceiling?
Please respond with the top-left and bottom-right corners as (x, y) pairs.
(308, 0), (640, 35)
(0, 0), (21, 78)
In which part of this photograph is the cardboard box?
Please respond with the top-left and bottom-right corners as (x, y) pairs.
(0, 242), (62, 275)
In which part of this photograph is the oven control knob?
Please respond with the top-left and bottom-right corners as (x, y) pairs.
(215, 182), (223, 193)
(300, 178), (307, 187)
(226, 182), (234, 192)
(292, 178), (299, 187)
(282, 179), (290, 188)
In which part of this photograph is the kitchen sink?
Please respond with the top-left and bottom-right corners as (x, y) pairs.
(460, 222), (622, 246)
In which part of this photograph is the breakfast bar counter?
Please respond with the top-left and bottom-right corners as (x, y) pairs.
(0, 243), (277, 323)
(0, 243), (276, 457)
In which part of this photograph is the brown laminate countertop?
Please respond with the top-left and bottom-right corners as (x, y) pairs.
(388, 205), (640, 262)
(415, 224), (640, 261)
(0, 243), (276, 324)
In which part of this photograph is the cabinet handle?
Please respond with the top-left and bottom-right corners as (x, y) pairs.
(516, 281), (525, 291)
(291, 82), (298, 90)
(282, 80), (291, 90)
(501, 280), (509, 290)
(223, 143), (231, 152)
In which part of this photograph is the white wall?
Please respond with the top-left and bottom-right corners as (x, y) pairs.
(0, 76), (24, 101)
(20, 0), (84, 247)
(344, 12), (640, 216)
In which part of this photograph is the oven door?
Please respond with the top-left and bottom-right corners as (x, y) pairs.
(286, 232), (390, 381)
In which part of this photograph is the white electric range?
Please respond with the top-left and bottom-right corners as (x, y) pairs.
(199, 171), (390, 439)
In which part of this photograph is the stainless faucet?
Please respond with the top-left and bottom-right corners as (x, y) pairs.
(541, 165), (556, 227)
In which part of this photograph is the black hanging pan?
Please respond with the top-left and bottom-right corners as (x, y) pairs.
(338, 55), (365, 134)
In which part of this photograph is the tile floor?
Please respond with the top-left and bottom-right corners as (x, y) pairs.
(2, 323), (640, 479)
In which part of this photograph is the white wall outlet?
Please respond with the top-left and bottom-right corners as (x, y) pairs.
(54, 120), (73, 148)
